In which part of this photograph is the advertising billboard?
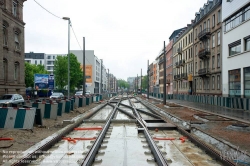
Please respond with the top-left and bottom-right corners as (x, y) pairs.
(34, 74), (49, 90)
(81, 65), (92, 86)
(48, 74), (54, 90)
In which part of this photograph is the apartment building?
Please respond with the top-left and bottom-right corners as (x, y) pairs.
(25, 52), (45, 66)
(166, 40), (174, 94)
(153, 60), (159, 93)
(193, 0), (222, 96)
(0, 0), (27, 96)
(173, 24), (194, 94)
(70, 50), (108, 94)
(222, 0), (250, 98)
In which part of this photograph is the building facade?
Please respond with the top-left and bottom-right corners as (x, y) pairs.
(70, 50), (108, 94)
(0, 0), (26, 96)
(222, 0), (250, 98)
(166, 40), (174, 94)
(173, 24), (194, 95)
(25, 52), (45, 66)
(193, 0), (222, 96)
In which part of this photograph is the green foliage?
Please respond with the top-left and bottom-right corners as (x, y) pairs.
(142, 75), (148, 90)
(25, 63), (49, 88)
(54, 53), (82, 90)
(117, 79), (129, 89)
(54, 55), (68, 90)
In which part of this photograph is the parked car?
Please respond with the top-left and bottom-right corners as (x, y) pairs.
(85, 91), (91, 95)
(75, 91), (83, 96)
(50, 92), (64, 99)
(0, 94), (24, 104)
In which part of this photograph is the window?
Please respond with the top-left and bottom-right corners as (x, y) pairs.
(200, 78), (202, 90)
(217, 75), (220, 90)
(217, 32), (220, 45)
(200, 60), (202, 69)
(229, 69), (241, 97)
(195, 45), (198, 56)
(229, 40), (241, 56)
(199, 25), (202, 33)
(3, 59), (7, 82)
(225, 5), (250, 32)
(40, 60), (42, 65)
(195, 29), (197, 38)
(14, 31), (20, 50)
(191, 48), (193, 58)
(12, 1), (17, 17)
(195, 62), (197, 73)
(47, 56), (51, 59)
(218, 10), (221, 23)
(212, 56), (215, 69)
(14, 62), (19, 81)
(207, 78), (210, 90)
(207, 19), (210, 29)
(244, 67), (250, 98)
(212, 35), (215, 47)
(3, 23), (8, 46)
(212, 76), (215, 89)
(190, 32), (192, 42)
(35, 60), (37, 65)
(212, 14), (215, 27)
(217, 54), (220, 68)
(245, 36), (250, 51)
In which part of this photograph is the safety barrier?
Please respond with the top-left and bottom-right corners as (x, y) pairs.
(0, 107), (36, 129)
(151, 93), (250, 111)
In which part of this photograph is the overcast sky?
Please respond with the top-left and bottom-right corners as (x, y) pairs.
(24, 0), (206, 80)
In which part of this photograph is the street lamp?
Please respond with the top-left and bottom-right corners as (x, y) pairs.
(63, 17), (71, 99)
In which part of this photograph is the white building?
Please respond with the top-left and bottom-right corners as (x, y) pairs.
(70, 50), (108, 94)
(222, 0), (250, 98)
(45, 54), (66, 74)
(25, 52), (45, 66)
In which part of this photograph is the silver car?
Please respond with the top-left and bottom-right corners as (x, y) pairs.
(0, 94), (24, 104)
(50, 92), (64, 99)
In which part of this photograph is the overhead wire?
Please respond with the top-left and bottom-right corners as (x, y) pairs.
(33, 0), (92, 64)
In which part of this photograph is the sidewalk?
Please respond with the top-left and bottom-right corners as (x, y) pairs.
(148, 95), (250, 123)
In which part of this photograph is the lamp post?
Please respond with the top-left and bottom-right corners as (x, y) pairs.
(63, 17), (70, 99)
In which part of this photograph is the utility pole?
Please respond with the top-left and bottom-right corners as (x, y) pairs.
(141, 68), (142, 91)
(100, 59), (103, 94)
(82, 37), (85, 95)
(163, 41), (166, 105)
(108, 69), (109, 94)
(147, 60), (149, 99)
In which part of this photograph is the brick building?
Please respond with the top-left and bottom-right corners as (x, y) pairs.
(0, 0), (26, 96)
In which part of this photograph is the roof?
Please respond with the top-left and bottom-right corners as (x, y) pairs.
(169, 27), (186, 40)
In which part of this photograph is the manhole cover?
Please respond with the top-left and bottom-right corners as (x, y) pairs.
(232, 123), (249, 128)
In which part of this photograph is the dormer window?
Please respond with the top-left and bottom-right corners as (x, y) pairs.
(12, 1), (17, 17)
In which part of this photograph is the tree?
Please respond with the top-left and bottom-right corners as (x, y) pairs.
(54, 56), (68, 90)
(54, 53), (82, 91)
(142, 75), (148, 90)
(76, 71), (84, 90)
(25, 63), (49, 88)
(117, 79), (129, 89)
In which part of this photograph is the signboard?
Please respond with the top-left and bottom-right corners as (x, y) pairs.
(34, 74), (48, 90)
(81, 65), (92, 84)
(48, 74), (54, 90)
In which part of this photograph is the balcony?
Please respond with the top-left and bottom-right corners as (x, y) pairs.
(158, 57), (164, 64)
(198, 48), (211, 59)
(179, 59), (185, 66)
(198, 68), (211, 77)
(181, 73), (188, 79)
(198, 28), (211, 41)
(177, 48), (182, 54)
(175, 62), (180, 68)
(174, 74), (181, 80)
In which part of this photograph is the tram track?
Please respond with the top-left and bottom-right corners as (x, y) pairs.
(4, 94), (241, 166)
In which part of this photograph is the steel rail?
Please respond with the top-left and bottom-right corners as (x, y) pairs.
(128, 98), (168, 166)
(81, 99), (121, 166)
(137, 97), (236, 166)
(7, 103), (108, 166)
